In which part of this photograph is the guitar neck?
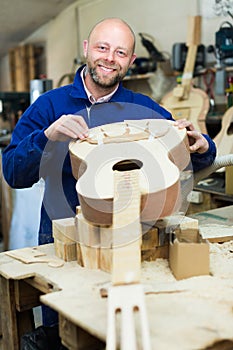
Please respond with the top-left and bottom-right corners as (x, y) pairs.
(179, 16), (201, 99)
(182, 44), (198, 89)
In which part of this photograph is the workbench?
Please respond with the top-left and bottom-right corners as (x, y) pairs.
(0, 207), (233, 350)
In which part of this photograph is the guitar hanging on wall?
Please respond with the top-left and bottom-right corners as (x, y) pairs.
(214, 106), (233, 156)
(161, 16), (209, 134)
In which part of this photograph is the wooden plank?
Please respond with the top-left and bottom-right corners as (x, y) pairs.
(111, 170), (142, 285)
(9, 49), (16, 91)
(0, 276), (20, 350)
(26, 44), (35, 82)
(59, 314), (105, 350)
(14, 46), (27, 92)
(0, 168), (13, 251)
(8, 44), (36, 92)
(199, 224), (233, 243)
(190, 205), (233, 226)
(5, 247), (64, 267)
(186, 15), (201, 46)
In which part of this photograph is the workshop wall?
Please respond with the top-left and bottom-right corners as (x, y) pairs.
(0, 0), (229, 91)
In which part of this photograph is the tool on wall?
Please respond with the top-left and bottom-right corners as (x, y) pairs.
(130, 33), (166, 74)
(207, 20), (233, 95)
(208, 21), (233, 67)
(172, 43), (206, 73)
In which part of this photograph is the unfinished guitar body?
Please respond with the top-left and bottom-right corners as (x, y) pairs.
(214, 106), (233, 156)
(161, 16), (209, 135)
(69, 120), (191, 226)
(161, 87), (209, 134)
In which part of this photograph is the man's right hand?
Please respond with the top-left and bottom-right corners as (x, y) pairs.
(44, 114), (89, 141)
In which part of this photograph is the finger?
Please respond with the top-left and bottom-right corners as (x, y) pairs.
(189, 141), (200, 152)
(70, 115), (89, 131)
(187, 130), (201, 139)
(63, 115), (89, 138)
(75, 118), (89, 138)
(174, 119), (192, 130)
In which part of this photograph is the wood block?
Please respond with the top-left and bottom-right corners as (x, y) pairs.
(100, 225), (113, 273)
(76, 212), (100, 269)
(54, 238), (77, 262)
(163, 214), (199, 242)
(100, 227), (143, 276)
(52, 218), (77, 262)
(52, 217), (77, 242)
(76, 212), (100, 247)
(78, 244), (99, 269)
(99, 247), (112, 273)
(141, 224), (159, 250)
(141, 244), (169, 261)
(179, 216), (199, 230)
(178, 216), (199, 243)
(76, 243), (84, 267)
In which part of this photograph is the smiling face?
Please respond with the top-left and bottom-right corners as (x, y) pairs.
(83, 18), (136, 96)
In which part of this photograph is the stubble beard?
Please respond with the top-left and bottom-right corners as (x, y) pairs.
(87, 60), (128, 89)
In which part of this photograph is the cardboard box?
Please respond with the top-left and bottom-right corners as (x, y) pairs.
(169, 235), (209, 280)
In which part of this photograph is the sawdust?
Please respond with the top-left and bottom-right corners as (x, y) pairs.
(142, 258), (176, 282)
(209, 240), (233, 279)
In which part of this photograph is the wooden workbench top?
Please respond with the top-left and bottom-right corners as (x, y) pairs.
(0, 239), (233, 349)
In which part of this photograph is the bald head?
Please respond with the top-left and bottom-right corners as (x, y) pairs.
(83, 17), (137, 96)
(88, 18), (136, 53)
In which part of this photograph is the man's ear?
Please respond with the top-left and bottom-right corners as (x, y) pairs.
(129, 53), (137, 66)
(83, 40), (88, 58)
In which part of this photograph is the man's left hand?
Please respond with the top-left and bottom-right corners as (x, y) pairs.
(174, 119), (209, 154)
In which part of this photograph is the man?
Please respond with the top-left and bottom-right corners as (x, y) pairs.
(2, 17), (216, 346)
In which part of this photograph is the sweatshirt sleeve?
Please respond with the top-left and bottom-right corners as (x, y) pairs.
(2, 101), (55, 188)
(190, 134), (217, 172)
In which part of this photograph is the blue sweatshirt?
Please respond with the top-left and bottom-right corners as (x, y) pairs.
(2, 65), (216, 244)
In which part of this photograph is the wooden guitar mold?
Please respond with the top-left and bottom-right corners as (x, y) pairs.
(214, 106), (233, 156)
(69, 119), (190, 226)
(161, 16), (209, 134)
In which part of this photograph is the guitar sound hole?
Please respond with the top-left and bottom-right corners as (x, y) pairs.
(227, 123), (233, 135)
(112, 159), (143, 172)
